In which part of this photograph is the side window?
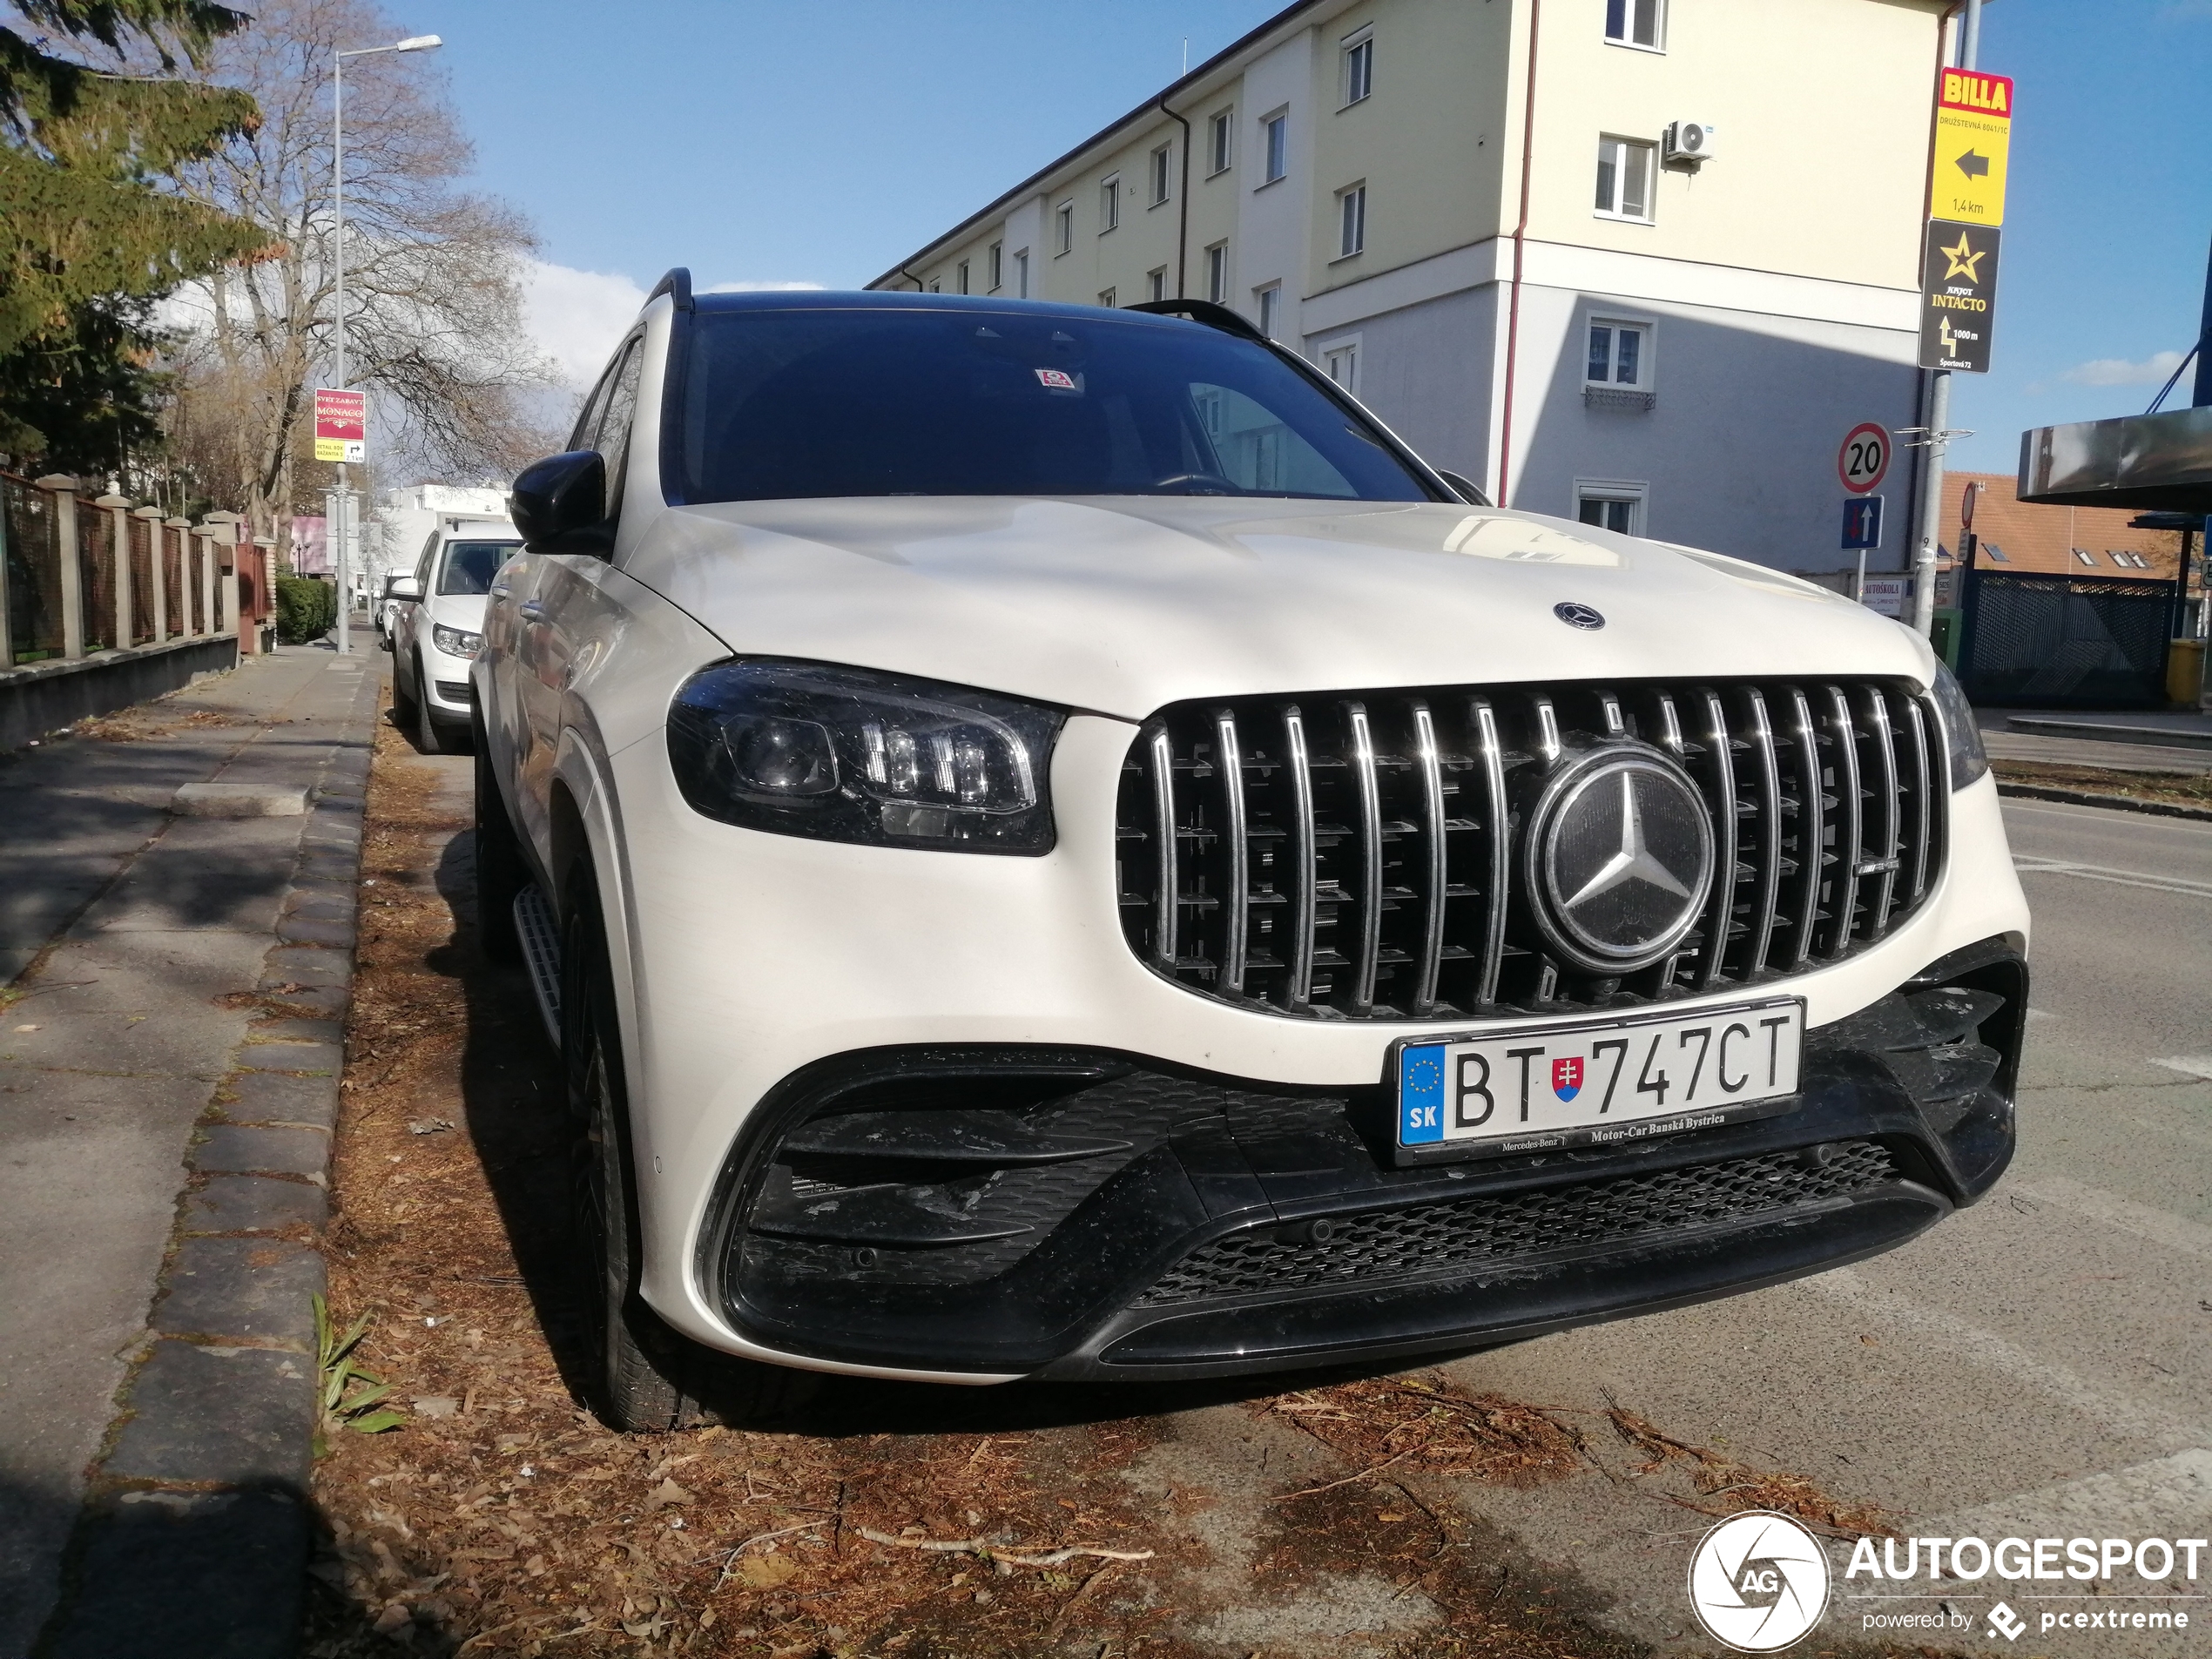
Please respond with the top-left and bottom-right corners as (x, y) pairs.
(568, 358), (618, 453)
(413, 529), (438, 587)
(593, 336), (646, 462)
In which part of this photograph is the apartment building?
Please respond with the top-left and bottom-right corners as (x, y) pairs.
(868, 0), (1954, 577)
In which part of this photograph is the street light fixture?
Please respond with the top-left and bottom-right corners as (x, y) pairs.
(329, 32), (441, 656)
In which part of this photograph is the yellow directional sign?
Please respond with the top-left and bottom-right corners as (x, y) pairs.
(1930, 68), (2013, 227)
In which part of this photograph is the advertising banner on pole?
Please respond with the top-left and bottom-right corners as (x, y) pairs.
(314, 388), (366, 462)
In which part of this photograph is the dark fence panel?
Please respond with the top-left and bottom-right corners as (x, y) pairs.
(3, 477), (64, 664)
(1958, 570), (2179, 708)
(127, 515), (156, 644)
(78, 503), (114, 652)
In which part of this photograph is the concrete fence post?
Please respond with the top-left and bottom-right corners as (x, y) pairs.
(136, 507), (169, 643)
(251, 535), (277, 654)
(37, 475), (82, 660)
(204, 512), (242, 646)
(165, 518), (192, 636)
(194, 524), (217, 639)
(98, 493), (132, 650)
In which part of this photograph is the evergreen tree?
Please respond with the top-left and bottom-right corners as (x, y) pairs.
(0, 1), (263, 463)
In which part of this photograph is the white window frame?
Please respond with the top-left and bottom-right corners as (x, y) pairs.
(1204, 240), (1231, 305)
(988, 242), (1002, 293)
(955, 259), (970, 295)
(1150, 142), (1173, 206)
(1340, 25), (1374, 108)
(1574, 477), (1649, 536)
(927, 278), (941, 293)
(1097, 287), (1116, 309)
(1318, 333), (1362, 395)
(1260, 110), (1289, 185)
(1334, 182), (1367, 260)
(1099, 173), (1120, 233)
(1603, 0), (1667, 52)
(1584, 315), (1655, 388)
(1254, 283), (1281, 340)
(2072, 549), (2099, 567)
(1147, 266), (1168, 303)
(1014, 248), (1029, 298)
(1208, 108), (1233, 176)
(1595, 135), (1656, 223)
(1055, 199), (1075, 255)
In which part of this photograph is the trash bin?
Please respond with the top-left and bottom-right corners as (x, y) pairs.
(2169, 637), (2206, 708)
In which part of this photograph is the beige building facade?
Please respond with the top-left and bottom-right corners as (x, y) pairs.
(870, 0), (1958, 576)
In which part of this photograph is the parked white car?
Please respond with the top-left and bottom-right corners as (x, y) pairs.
(388, 515), (520, 754)
(476, 276), (2030, 1431)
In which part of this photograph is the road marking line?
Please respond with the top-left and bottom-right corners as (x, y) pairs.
(1914, 1448), (2212, 1541)
(2010, 858), (2212, 900)
(2154, 1056), (2212, 1082)
(1805, 1269), (2202, 1445)
(2012, 1176), (2212, 1261)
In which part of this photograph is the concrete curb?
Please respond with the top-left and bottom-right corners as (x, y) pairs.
(33, 669), (378, 1659)
(1995, 780), (2212, 822)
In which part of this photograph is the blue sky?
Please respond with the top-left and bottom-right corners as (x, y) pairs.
(403, 0), (2207, 474)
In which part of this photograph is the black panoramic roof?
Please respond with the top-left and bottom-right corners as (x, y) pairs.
(686, 287), (1204, 329)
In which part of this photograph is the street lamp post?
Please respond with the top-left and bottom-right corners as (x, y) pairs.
(330, 32), (440, 655)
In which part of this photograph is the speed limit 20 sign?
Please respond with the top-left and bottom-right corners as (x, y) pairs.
(1838, 423), (1891, 495)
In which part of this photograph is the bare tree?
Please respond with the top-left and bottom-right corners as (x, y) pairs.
(161, 0), (552, 535)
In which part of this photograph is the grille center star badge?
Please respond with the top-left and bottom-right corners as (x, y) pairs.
(1522, 745), (1713, 973)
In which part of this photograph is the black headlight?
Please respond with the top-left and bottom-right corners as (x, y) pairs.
(1930, 662), (1989, 790)
(667, 660), (1064, 854)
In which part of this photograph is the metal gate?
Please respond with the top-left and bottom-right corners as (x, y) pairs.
(1956, 568), (2180, 708)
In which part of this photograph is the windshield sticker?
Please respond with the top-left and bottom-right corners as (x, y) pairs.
(1035, 368), (1078, 390)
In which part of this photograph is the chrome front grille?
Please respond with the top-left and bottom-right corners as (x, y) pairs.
(1113, 678), (1946, 1021)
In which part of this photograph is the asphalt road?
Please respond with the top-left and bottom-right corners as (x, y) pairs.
(1440, 797), (2212, 1655)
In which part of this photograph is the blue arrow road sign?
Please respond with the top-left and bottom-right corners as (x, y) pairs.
(1842, 495), (1885, 550)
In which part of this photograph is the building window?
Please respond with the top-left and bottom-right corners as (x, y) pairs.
(1055, 200), (1074, 254)
(1208, 109), (1233, 175)
(1336, 183), (1367, 258)
(1321, 337), (1359, 394)
(988, 243), (1002, 292)
(927, 279), (941, 293)
(1015, 249), (1029, 298)
(956, 260), (970, 295)
(1255, 284), (1281, 339)
(1098, 287), (1116, 309)
(1604, 0), (1665, 50)
(1099, 174), (1119, 233)
(1595, 136), (1655, 221)
(1981, 542), (2008, 563)
(1148, 266), (1168, 302)
(1586, 320), (1649, 387)
(2073, 549), (2099, 567)
(1150, 143), (1173, 206)
(1341, 27), (1374, 106)
(1205, 242), (1230, 304)
(1576, 482), (1647, 535)
(1260, 111), (1289, 185)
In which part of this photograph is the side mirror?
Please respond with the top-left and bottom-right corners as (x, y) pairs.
(388, 575), (423, 601)
(509, 450), (610, 554)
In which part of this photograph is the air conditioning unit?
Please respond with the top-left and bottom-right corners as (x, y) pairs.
(1663, 120), (1717, 165)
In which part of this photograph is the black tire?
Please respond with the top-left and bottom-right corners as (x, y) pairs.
(563, 873), (816, 1432)
(388, 648), (419, 727)
(472, 727), (524, 965)
(414, 655), (470, 756)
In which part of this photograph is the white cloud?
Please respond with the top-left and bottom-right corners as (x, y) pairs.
(702, 280), (828, 293)
(2060, 349), (2187, 388)
(521, 260), (650, 389)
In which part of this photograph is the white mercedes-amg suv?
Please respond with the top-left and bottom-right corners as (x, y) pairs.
(475, 274), (2029, 1431)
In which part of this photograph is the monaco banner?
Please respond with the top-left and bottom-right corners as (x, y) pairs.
(314, 388), (366, 462)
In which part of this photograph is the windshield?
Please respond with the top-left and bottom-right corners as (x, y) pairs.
(438, 539), (519, 596)
(675, 307), (1436, 505)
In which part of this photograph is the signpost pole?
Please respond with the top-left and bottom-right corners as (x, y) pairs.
(332, 49), (349, 658)
(1911, 373), (1951, 637)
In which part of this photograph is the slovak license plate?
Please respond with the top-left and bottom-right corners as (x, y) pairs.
(1393, 998), (1805, 1163)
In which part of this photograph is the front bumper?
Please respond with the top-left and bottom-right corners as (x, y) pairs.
(695, 939), (2022, 1380)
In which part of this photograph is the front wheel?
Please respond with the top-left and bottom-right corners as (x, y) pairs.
(564, 873), (817, 1432)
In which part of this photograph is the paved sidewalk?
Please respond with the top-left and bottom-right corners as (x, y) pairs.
(1977, 706), (2212, 776)
(0, 644), (381, 1658)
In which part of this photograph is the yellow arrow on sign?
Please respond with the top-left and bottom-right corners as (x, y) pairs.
(1930, 68), (2013, 227)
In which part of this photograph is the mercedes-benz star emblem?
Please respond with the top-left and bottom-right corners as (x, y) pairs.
(1522, 745), (1712, 973)
(1554, 602), (1605, 630)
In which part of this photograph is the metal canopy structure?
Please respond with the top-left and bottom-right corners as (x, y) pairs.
(2017, 404), (2212, 514)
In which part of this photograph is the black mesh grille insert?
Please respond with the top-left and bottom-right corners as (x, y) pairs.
(1132, 1140), (1902, 1307)
(1114, 678), (1946, 1020)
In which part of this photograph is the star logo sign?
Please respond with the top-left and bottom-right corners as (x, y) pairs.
(1939, 231), (1986, 285)
(1561, 772), (1696, 913)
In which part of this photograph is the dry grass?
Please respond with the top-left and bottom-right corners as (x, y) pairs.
(1992, 758), (2212, 810)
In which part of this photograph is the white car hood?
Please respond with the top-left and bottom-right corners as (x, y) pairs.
(624, 496), (1933, 720)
